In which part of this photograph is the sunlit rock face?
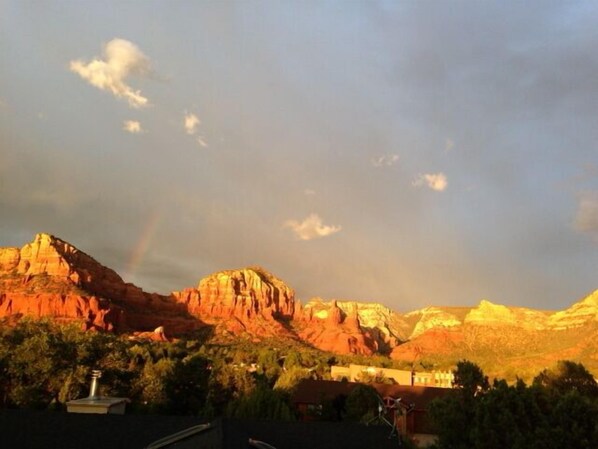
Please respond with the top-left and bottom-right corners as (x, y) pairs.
(0, 292), (118, 331)
(173, 269), (378, 349)
(0, 248), (20, 272)
(462, 300), (552, 331)
(0, 233), (122, 331)
(302, 298), (409, 353)
(406, 307), (462, 338)
(130, 326), (169, 342)
(2, 233), (138, 302)
(464, 299), (517, 325)
(2, 233), (598, 373)
(172, 267), (296, 337)
(298, 300), (377, 355)
(0, 233), (198, 334)
(548, 290), (598, 330)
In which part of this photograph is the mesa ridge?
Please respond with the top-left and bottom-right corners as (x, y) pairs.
(1, 233), (596, 377)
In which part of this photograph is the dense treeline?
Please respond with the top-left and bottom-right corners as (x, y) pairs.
(0, 319), (209, 414)
(430, 360), (598, 449)
(0, 319), (345, 417)
(2, 320), (597, 448)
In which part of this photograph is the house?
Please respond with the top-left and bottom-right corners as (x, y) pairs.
(370, 383), (450, 447)
(291, 379), (451, 447)
(291, 379), (355, 420)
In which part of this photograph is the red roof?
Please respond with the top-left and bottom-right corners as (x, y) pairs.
(291, 380), (355, 404)
(291, 380), (450, 411)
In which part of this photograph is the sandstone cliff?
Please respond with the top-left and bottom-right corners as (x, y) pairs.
(2, 233), (598, 375)
(302, 298), (409, 353)
(405, 307), (462, 338)
(0, 235), (379, 352)
(401, 292), (597, 339)
(0, 233), (198, 334)
(391, 293), (598, 379)
(298, 300), (377, 355)
(172, 267), (295, 338)
(464, 300), (551, 331)
(172, 269), (382, 354)
(548, 290), (598, 330)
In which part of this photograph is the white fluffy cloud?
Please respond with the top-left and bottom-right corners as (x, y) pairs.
(70, 38), (150, 108)
(413, 173), (448, 191)
(284, 214), (341, 240)
(372, 154), (399, 167)
(184, 112), (200, 135)
(123, 120), (142, 134)
(184, 112), (208, 147)
(575, 191), (598, 239)
(196, 136), (208, 148)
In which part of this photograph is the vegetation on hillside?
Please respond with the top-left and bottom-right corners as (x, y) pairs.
(1, 319), (597, 448)
(0, 319), (337, 416)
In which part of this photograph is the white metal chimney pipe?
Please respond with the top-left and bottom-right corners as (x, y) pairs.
(89, 370), (102, 398)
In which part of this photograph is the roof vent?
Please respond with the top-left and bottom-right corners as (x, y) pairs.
(89, 369), (102, 398)
(66, 369), (128, 414)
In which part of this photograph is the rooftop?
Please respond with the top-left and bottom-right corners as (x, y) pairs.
(0, 410), (403, 449)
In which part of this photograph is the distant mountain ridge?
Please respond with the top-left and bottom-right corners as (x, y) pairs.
(1, 233), (597, 378)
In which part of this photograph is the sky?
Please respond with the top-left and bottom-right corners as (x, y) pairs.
(1, 1), (597, 312)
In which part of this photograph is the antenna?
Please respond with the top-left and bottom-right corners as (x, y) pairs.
(366, 395), (399, 440)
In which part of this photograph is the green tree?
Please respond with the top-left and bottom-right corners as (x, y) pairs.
(453, 360), (490, 397)
(2, 320), (83, 408)
(257, 348), (282, 383)
(429, 390), (471, 449)
(137, 358), (176, 412)
(471, 379), (548, 449)
(226, 386), (295, 421)
(344, 384), (379, 422)
(166, 354), (210, 414)
(533, 360), (598, 399)
(547, 390), (598, 449)
(283, 350), (303, 370)
(429, 360), (489, 449)
(274, 366), (311, 391)
(430, 361), (598, 449)
(202, 362), (256, 417)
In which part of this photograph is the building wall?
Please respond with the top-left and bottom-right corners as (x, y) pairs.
(330, 364), (413, 385)
(330, 364), (454, 388)
(413, 371), (453, 388)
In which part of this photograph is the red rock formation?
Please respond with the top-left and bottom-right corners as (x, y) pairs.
(0, 233), (200, 334)
(389, 328), (465, 362)
(130, 326), (170, 342)
(298, 301), (378, 355)
(172, 267), (296, 337)
(6, 232), (598, 376)
(301, 298), (408, 353)
(0, 292), (117, 331)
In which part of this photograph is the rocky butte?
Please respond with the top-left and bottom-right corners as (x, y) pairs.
(0, 233), (198, 334)
(0, 233), (597, 373)
(171, 267), (296, 338)
(0, 234), (378, 354)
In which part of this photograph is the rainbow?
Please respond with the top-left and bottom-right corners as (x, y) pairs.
(124, 209), (162, 281)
